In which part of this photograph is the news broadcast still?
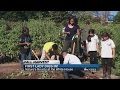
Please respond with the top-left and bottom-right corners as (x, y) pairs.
(0, 11), (119, 79)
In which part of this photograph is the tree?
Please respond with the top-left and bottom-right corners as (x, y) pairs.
(69, 11), (93, 21)
(48, 11), (70, 23)
(0, 11), (39, 21)
(114, 11), (120, 23)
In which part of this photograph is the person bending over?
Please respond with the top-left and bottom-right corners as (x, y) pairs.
(62, 51), (85, 79)
(40, 42), (59, 60)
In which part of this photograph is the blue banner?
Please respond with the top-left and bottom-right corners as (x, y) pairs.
(24, 64), (101, 69)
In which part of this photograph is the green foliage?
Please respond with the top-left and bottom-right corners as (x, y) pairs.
(0, 11), (39, 21)
(27, 19), (63, 49)
(114, 11), (120, 23)
(0, 19), (63, 59)
(0, 11), (70, 23)
(48, 11), (70, 23)
(1, 20), (120, 57)
(0, 21), (21, 58)
(68, 11), (93, 22)
(0, 11), (94, 24)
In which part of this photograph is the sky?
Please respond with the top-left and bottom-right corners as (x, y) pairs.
(93, 11), (118, 16)
(110, 11), (118, 16)
(108, 11), (118, 21)
(92, 11), (119, 21)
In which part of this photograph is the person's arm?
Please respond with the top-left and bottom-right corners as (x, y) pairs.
(72, 42), (76, 54)
(96, 36), (100, 53)
(76, 25), (80, 36)
(63, 56), (69, 64)
(111, 40), (116, 58)
(26, 36), (32, 46)
(86, 40), (89, 53)
(45, 52), (51, 60)
(19, 42), (27, 46)
(26, 42), (31, 46)
(112, 48), (115, 58)
(63, 32), (70, 35)
(99, 47), (101, 57)
(77, 29), (80, 36)
(96, 43), (99, 53)
(63, 58), (69, 64)
(96, 43), (101, 57)
(19, 38), (27, 46)
(99, 41), (102, 57)
(57, 55), (59, 60)
(63, 27), (70, 35)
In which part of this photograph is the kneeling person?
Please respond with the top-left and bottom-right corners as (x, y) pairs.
(62, 51), (84, 79)
(62, 51), (82, 64)
(40, 42), (59, 60)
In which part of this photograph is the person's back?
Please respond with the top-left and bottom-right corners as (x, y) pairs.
(62, 51), (84, 79)
(43, 42), (55, 53)
(40, 42), (59, 60)
(64, 54), (82, 64)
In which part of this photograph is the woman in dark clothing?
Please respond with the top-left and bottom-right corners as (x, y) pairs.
(62, 16), (80, 53)
(19, 26), (32, 69)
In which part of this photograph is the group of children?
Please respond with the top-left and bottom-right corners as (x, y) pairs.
(86, 29), (115, 79)
(18, 16), (116, 79)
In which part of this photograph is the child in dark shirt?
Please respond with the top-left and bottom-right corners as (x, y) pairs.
(19, 26), (32, 69)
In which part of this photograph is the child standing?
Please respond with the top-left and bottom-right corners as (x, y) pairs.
(86, 29), (99, 64)
(19, 27), (32, 69)
(100, 32), (115, 79)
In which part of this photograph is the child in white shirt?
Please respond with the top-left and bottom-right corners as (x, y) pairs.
(100, 32), (115, 79)
(86, 29), (99, 64)
(62, 51), (83, 79)
(62, 51), (82, 64)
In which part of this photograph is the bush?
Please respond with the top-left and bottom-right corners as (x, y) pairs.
(0, 19), (63, 60)
(114, 11), (120, 23)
